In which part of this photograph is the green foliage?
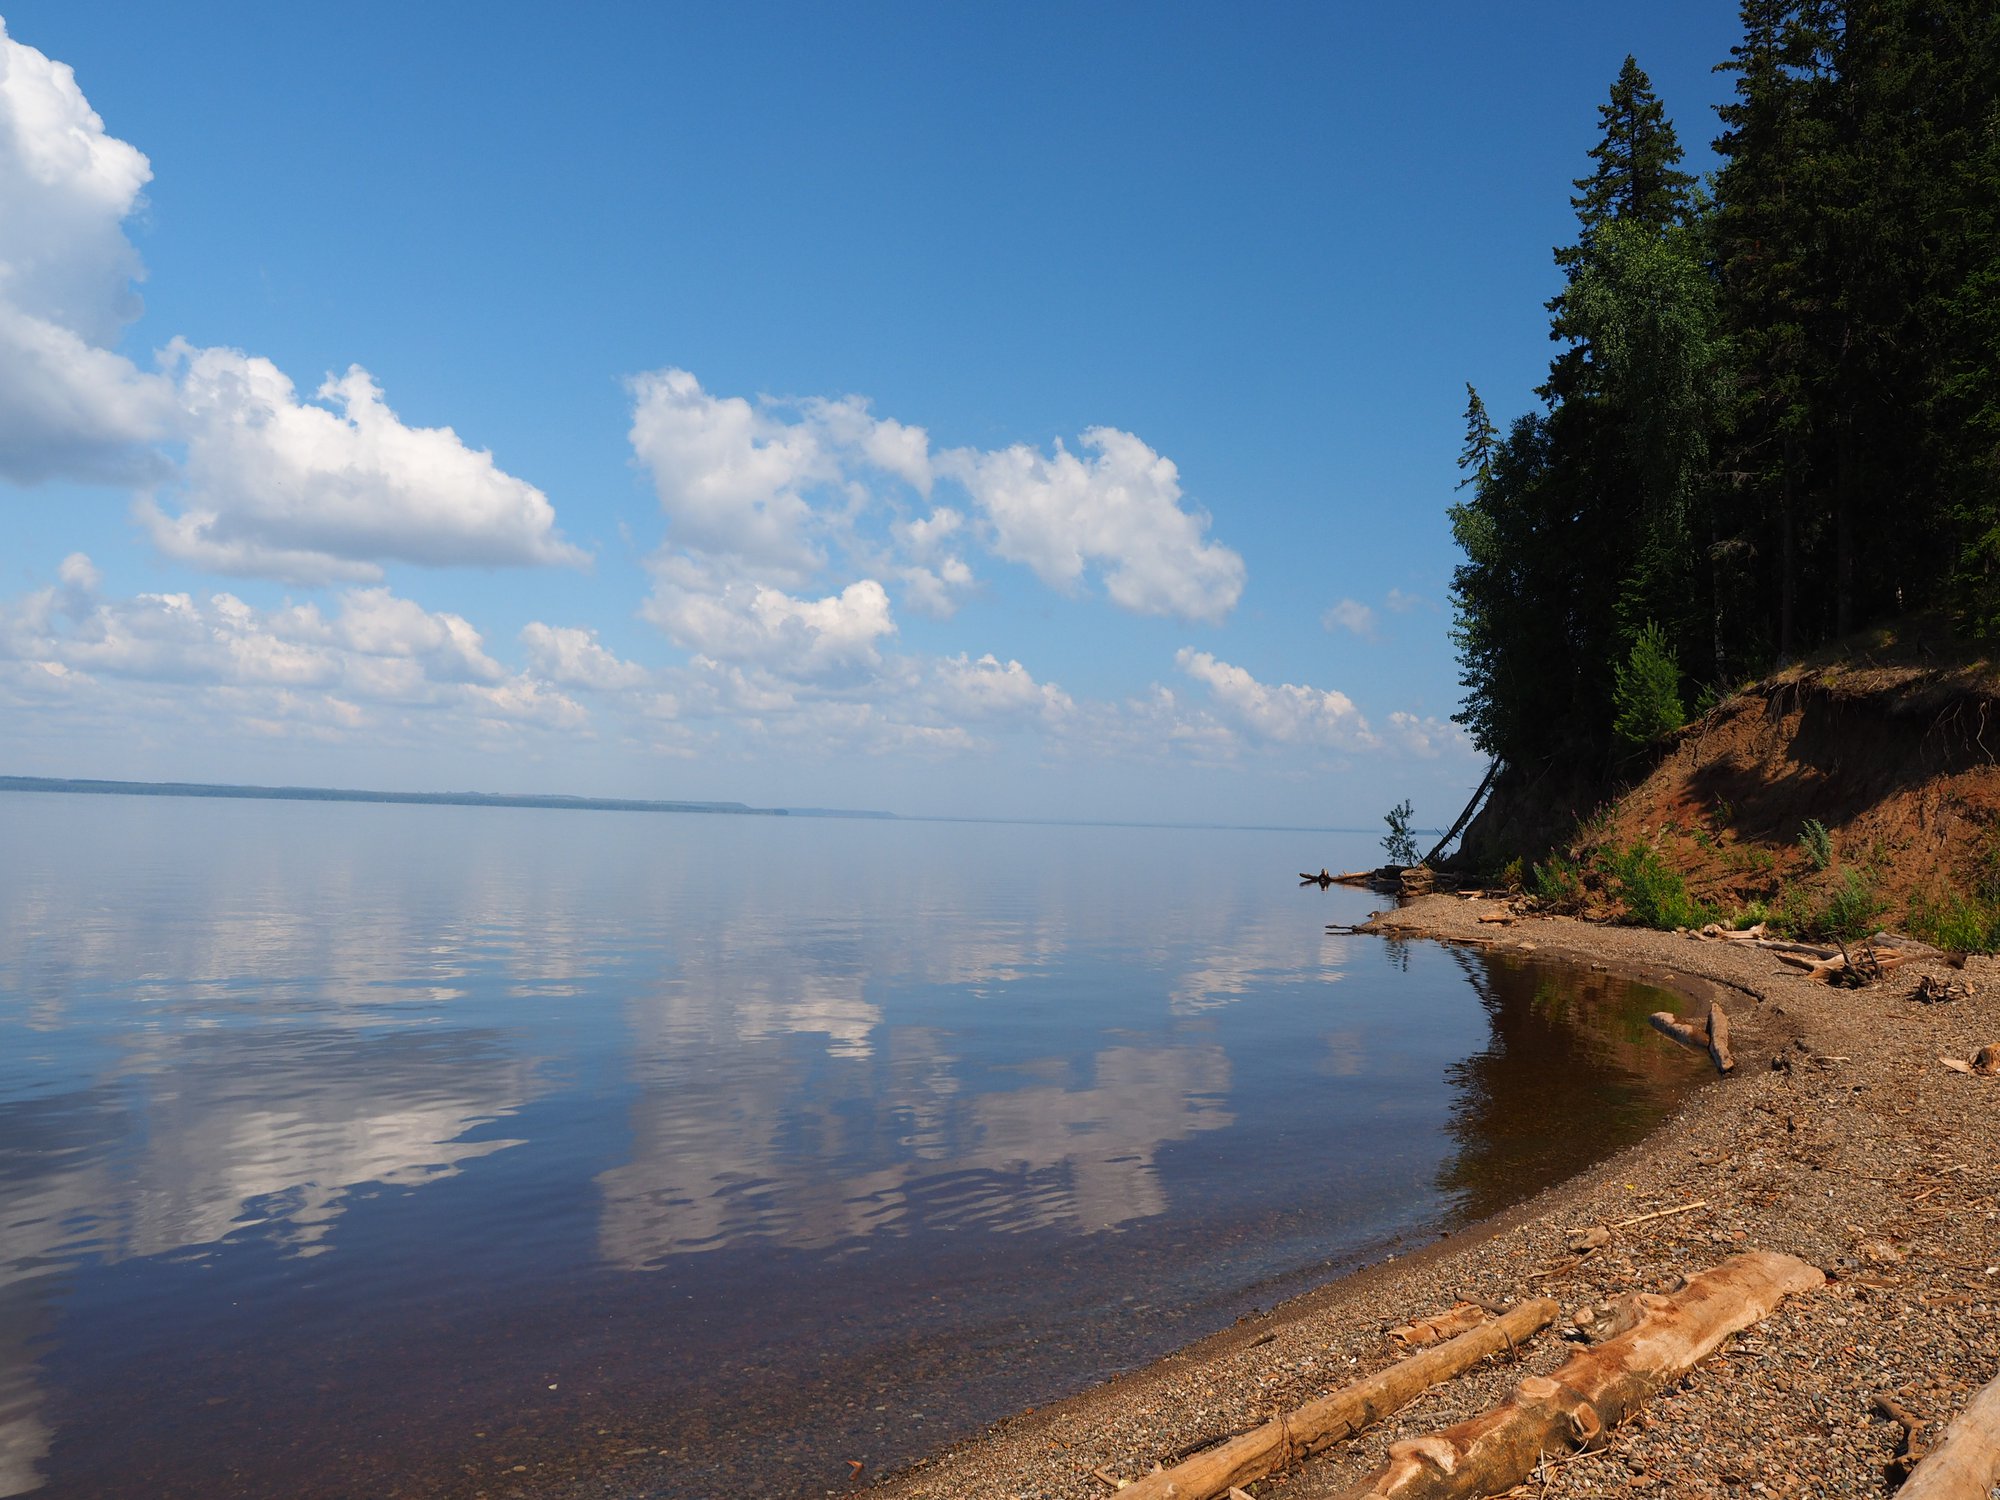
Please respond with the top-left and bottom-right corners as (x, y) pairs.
(1907, 892), (2000, 955)
(1530, 853), (1585, 909)
(1381, 799), (1419, 867)
(1448, 12), (2000, 790)
(1611, 623), (1685, 748)
(1729, 898), (1774, 929)
(1818, 870), (1885, 945)
(1774, 869), (1886, 945)
(1602, 841), (1715, 930)
(1797, 818), (1833, 871)
(1497, 856), (1526, 892)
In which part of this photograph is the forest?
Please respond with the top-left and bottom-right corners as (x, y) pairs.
(1448, 0), (2000, 786)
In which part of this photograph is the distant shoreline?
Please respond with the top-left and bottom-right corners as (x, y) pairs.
(0, 774), (1440, 837)
(0, 774), (834, 819)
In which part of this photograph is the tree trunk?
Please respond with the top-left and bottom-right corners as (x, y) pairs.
(1119, 1300), (1559, 1500)
(1329, 1252), (1824, 1500)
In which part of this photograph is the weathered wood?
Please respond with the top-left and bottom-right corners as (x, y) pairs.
(1705, 1002), (1735, 1073)
(1389, 1303), (1491, 1348)
(1896, 1369), (2000, 1499)
(1942, 1044), (2000, 1077)
(1328, 1251), (1824, 1500)
(1648, 1011), (1733, 1074)
(1421, 759), (1498, 868)
(1119, 1299), (1558, 1500)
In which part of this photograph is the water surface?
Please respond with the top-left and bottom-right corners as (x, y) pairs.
(0, 794), (1704, 1497)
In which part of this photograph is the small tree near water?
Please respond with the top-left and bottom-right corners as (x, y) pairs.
(1382, 799), (1420, 867)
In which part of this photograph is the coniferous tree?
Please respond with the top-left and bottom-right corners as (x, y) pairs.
(1448, 7), (2000, 844)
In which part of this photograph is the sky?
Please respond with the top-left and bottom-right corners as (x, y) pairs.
(0, 2), (1744, 826)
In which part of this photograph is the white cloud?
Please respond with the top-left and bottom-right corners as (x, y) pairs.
(642, 555), (896, 678)
(520, 623), (649, 691)
(0, 19), (176, 482)
(945, 427), (1245, 623)
(137, 346), (584, 584)
(626, 373), (1243, 627)
(929, 652), (1072, 725)
(1174, 649), (1375, 750)
(627, 368), (829, 574)
(0, 29), (582, 580)
(0, 558), (582, 734)
(1385, 587), (1427, 613)
(1321, 598), (1376, 637)
(1385, 709), (1473, 759)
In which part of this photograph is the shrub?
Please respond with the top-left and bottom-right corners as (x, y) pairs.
(1381, 799), (1419, 867)
(1727, 899), (1774, 929)
(1798, 818), (1833, 871)
(1611, 623), (1685, 749)
(1531, 853), (1585, 908)
(1908, 887), (2000, 954)
(1817, 869), (1884, 943)
(1497, 856), (1526, 892)
(1603, 841), (1714, 930)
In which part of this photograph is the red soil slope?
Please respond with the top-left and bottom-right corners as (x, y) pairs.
(1588, 656), (2000, 922)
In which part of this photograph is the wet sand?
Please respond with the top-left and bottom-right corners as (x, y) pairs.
(869, 896), (2000, 1500)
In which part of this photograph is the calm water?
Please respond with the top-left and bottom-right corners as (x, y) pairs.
(0, 793), (1704, 1498)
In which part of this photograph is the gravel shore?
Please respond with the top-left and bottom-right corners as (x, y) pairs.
(868, 896), (2000, 1500)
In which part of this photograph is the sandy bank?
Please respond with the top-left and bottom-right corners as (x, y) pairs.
(868, 895), (1999, 1500)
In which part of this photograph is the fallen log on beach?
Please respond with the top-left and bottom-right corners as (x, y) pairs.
(1118, 1299), (1558, 1500)
(1648, 1003), (1735, 1074)
(1896, 1368), (2000, 1499)
(1328, 1251), (1824, 1500)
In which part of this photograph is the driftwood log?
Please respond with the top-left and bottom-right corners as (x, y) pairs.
(1328, 1251), (1823, 1500)
(1648, 1003), (1735, 1074)
(1118, 1299), (1558, 1500)
(1897, 1369), (2000, 1499)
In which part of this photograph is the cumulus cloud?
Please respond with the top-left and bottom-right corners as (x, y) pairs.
(1174, 649), (1375, 750)
(627, 368), (830, 574)
(0, 557), (584, 733)
(520, 623), (649, 692)
(0, 26), (581, 580)
(929, 652), (1072, 725)
(0, 19), (175, 482)
(136, 346), (585, 584)
(642, 555), (896, 678)
(1321, 598), (1376, 637)
(1385, 709), (1473, 759)
(626, 371), (1243, 626)
(943, 427), (1245, 623)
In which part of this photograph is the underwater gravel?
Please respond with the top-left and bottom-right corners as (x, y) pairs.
(866, 899), (2000, 1500)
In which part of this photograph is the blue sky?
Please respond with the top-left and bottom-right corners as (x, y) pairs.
(0, 2), (1742, 825)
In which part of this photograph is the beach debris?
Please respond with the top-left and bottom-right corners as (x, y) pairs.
(1872, 1391), (1929, 1482)
(1326, 1251), (1824, 1500)
(1118, 1299), (1559, 1500)
(1691, 924), (1948, 985)
(1388, 1302), (1490, 1348)
(846, 1458), (865, 1480)
(1091, 1465), (1130, 1490)
(1939, 1044), (2000, 1077)
(1567, 1294), (1650, 1344)
(1565, 1225), (1611, 1255)
(1647, 1004), (1735, 1074)
(1896, 1368), (2000, 1498)
(1911, 974), (1976, 1004)
(1476, 912), (1517, 926)
(1612, 1200), (1708, 1231)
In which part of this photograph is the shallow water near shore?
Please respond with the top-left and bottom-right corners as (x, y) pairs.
(0, 793), (1707, 1498)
